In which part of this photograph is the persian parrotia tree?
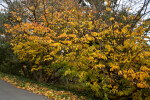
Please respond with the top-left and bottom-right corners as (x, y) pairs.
(4, 0), (150, 99)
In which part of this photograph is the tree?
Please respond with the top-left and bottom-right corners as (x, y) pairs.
(2, 0), (150, 99)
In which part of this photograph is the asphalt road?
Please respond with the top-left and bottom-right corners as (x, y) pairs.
(0, 79), (51, 100)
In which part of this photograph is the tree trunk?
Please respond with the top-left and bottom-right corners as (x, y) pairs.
(38, 69), (43, 82)
(33, 71), (39, 81)
(21, 67), (27, 78)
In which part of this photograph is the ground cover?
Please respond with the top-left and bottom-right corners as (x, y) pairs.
(0, 72), (87, 100)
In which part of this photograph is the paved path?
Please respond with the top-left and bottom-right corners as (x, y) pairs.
(0, 79), (51, 100)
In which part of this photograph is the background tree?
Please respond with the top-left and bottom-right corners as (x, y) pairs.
(0, 11), (21, 75)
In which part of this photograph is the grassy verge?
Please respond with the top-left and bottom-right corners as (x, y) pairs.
(0, 72), (87, 100)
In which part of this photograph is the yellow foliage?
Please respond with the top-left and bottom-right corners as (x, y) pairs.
(5, 0), (150, 99)
(123, 15), (126, 20)
(106, 7), (111, 11)
(127, 7), (130, 11)
(109, 17), (114, 21)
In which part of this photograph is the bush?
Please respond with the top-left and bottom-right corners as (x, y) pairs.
(0, 41), (21, 75)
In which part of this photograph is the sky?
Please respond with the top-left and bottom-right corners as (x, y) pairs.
(117, 0), (150, 19)
(0, 0), (7, 12)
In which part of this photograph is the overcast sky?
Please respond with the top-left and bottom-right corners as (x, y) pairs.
(118, 0), (150, 19)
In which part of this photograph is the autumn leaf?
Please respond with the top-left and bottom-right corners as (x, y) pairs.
(106, 7), (111, 11)
(110, 17), (114, 21)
